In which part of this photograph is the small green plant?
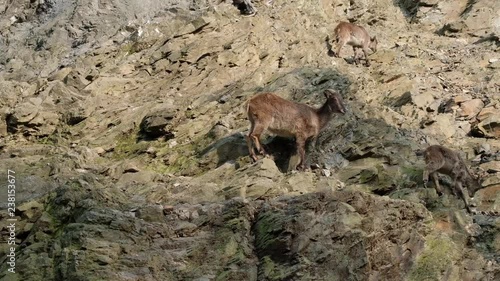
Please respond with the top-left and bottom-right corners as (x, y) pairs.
(121, 42), (137, 54)
(38, 135), (58, 145)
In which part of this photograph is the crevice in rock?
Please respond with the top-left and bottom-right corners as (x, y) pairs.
(459, 0), (477, 18)
(5, 113), (18, 133)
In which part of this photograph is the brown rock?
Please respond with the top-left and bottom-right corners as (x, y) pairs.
(480, 161), (500, 173)
(458, 99), (484, 119)
(477, 107), (498, 121)
(64, 69), (90, 91)
(474, 114), (500, 138)
(221, 158), (284, 200)
(139, 107), (176, 139)
(453, 94), (472, 104)
(422, 114), (456, 139)
(0, 114), (7, 136)
(488, 60), (500, 69)
(94, 147), (106, 155)
(371, 50), (397, 64)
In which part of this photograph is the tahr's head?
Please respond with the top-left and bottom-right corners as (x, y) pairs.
(324, 89), (346, 114)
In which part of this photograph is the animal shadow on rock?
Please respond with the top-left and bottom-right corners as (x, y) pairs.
(197, 132), (247, 164)
(198, 132), (297, 173)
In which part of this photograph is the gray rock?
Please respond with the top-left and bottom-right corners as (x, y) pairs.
(136, 205), (165, 223)
(139, 108), (176, 139)
(412, 91), (435, 109)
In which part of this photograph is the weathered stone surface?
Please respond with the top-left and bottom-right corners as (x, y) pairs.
(1, 0), (499, 280)
(3, 184), (439, 281)
(474, 185), (500, 213)
(253, 191), (430, 281)
(9, 100), (60, 136)
(17, 200), (44, 220)
(115, 170), (158, 190)
(412, 91), (435, 109)
(220, 158), (285, 200)
(48, 67), (73, 82)
(477, 106), (498, 121)
(136, 205), (165, 222)
(199, 131), (249, 169)
(480, 161), (500, 173)
(458, 99), (484, 119)
(64, 69), (90, 90)
(284, 171), (316, 194)
(454, 94), (473, 104)
(139, 108), (176, 139)
(422, 114), (456, 139)
(474, 114), (500, 139)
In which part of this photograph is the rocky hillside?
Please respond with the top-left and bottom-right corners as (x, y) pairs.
(0, 0), (499, 280)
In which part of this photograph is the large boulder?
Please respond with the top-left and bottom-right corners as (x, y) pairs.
(139, 107), (176, 139)
(473, 114), (500, 139)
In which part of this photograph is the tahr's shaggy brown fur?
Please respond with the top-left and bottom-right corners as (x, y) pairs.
(246, 89), (346, 170)
(333, 22), (378, 66)
(423, 145), (483, 213)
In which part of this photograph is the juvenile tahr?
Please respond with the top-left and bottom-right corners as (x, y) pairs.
(423, 145), (483, 213)
(333, 22), (378, 66)
(245, 89), (346, 170)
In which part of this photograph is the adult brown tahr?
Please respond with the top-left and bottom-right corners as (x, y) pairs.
(245, 89), (346, 170)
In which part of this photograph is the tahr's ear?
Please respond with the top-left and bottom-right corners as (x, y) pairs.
(324, 89), (335, 98)
(371, 36), (377, 42)
(331, 92), (346, 114)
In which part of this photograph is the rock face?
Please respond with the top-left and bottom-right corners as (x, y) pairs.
(474, 114), (500, 139)
(139, 107), (176, 139)
(0, 0), (499, 280)
(2, 184), (434, 281)
(458, 99), (484, 119)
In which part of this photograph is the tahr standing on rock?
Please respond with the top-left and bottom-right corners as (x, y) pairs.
(333, 22), (378, 66)
(422, 145), (484, 213)
(245, 89), (346, 170)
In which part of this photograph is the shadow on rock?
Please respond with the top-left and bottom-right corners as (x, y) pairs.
(198, 132), (297, 173)
(325, 35), (335, 57)
(198, 132), (249, 167)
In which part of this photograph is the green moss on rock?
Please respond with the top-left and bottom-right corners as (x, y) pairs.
(259, 255), (298, 281)
(401, 166), (424, 185)
(254, 211), (289, 255)
(408, 234), (459, 281)
(112, 132), (149, 160)
(212, 202), (256, 281)
(359, 168), (378, 184)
